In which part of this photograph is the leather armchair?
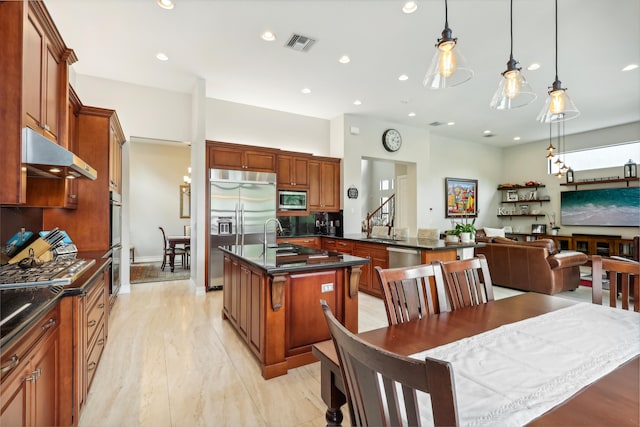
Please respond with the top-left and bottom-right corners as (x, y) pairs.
(476, 237), (588, 295)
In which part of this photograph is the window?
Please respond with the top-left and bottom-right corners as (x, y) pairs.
(548, 141), (639, 174)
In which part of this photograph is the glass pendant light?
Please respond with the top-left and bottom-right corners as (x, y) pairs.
(538, 0), (580, 123)
(423, 0), (473, 89)
(490, 0), (536, 109)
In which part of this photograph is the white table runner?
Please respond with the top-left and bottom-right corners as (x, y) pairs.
(411, 303), (640, 426)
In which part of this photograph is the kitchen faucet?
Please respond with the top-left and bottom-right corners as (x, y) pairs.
(264, 218), (283, 255)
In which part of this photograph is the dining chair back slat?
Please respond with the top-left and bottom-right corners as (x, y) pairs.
(440, 255), (495, 311)
(320, 300), (459, 426)
(591, 255), (640, 312)
(375, 263), (448, 325)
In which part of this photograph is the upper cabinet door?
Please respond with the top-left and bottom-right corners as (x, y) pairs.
(207, 143), (277, 173)
(277, 155), (309, 188)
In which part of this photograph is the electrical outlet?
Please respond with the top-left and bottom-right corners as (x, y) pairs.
(321, 283), (334, 293)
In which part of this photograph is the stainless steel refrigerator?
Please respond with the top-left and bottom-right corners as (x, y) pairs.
(209, 169), (277, 290)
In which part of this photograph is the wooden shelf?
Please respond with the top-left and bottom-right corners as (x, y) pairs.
(500, 199), (550, 204)
(560, 177), (639, 188)
(497, 184), (546, 190)
(497, 214), (545, 218)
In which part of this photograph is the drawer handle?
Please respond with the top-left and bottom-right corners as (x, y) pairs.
(1, 355), (19, 374)
(97, 338), (105, 346)
(98, 303), (105, 309)
(41, 318), (56, 330)
(87, 320), (97, 327)
(88, 362), (97, 371)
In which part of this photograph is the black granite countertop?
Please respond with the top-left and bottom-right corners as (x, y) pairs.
(0, 253), (111, 349)
(219, 243), (369, 274)
(278, 233), (485, 251)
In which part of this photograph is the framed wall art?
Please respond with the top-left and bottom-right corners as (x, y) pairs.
(445, 177), (478, 218)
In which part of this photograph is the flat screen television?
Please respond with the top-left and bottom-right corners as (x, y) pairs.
(560, 187), (640, 227)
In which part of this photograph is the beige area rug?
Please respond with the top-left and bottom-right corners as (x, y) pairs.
(130, 262), (190, 284)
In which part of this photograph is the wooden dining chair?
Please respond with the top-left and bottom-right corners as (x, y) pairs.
(375, 263), (448, 326)
(439, 254), (495, 311)
(591, 255), (640, 312)
(320, 300), (459, 427)
(159, 226), (186, 271)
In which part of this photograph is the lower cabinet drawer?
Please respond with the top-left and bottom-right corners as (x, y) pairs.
(86, 322), (105, 390)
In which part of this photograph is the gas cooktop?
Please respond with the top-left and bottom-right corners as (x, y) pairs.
(0, 258), (96, 290)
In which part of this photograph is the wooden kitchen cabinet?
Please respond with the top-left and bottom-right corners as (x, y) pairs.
(308, 158), (340, 212)
(43, 106), (125, 252)
(277, 154), (310, 188)
(0, 1), (77, 205)
(323, 238), (353, 255)
(353, 242), (388, 297)
(277, 237), (321, 249)
(207, 141), (277, 173)
(1, 305), (60, 427)
(57, 264), (110, 425)
(222, 254), (263, 354)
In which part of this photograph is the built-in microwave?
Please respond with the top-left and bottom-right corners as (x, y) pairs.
(278, 190), (307, 211)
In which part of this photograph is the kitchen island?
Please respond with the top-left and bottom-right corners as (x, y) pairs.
(219, 243), (368, 379)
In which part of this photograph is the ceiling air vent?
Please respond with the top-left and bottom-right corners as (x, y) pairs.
(285, 33), (316, 52)
(429, 121), (445, 127)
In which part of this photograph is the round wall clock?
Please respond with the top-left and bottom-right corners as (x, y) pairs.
(382, 129), (402, 152)
(347, 186), (359, 199)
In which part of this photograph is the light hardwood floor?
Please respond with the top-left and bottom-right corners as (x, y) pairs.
(79, 280), (594, 427)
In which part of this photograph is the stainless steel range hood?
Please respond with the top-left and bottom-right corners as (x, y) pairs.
(22, 127), (97, 180)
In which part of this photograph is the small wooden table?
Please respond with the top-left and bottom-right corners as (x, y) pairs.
(312, 293), (640, 426)
(167, 235), (190, 272)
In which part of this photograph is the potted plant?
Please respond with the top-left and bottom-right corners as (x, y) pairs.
(444, 229), (459, 243)
(455, 222), (476, 243)
(453, 213), (477, 243)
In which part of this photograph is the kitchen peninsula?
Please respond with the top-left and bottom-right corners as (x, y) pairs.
(219, 244), (368, 379)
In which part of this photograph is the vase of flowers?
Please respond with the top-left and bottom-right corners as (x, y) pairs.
(548, 212), (559, 236)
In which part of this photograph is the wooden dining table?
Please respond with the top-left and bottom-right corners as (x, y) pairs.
(312, 292), (640, 426)
(167, 235), (190, 272)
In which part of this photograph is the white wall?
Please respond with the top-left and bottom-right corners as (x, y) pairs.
(206, 98), (330, 155)
(339, 114), (504, 236)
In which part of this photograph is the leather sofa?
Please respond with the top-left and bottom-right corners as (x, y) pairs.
(475, 235), (588, 295)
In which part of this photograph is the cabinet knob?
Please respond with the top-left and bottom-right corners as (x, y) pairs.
(41, 318), (56, 330)
(1, 355), (19, 374)
(87, 320), (97, 327)
(88, 362), (97, 371)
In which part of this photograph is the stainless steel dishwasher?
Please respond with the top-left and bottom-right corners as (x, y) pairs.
(386, 246), (421, 268)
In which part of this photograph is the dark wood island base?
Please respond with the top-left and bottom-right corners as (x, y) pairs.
(220, 244), (367, 379)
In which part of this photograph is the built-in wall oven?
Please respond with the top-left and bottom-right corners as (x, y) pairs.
(110, 192), (122, 295)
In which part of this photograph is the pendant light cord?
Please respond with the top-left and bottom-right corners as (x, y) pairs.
(444, 0), (449, 29)
(509, 0), (514, 60)
(555, 0), (559, 81)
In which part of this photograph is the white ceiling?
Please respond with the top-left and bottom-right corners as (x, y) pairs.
(45, 0), (640, 147)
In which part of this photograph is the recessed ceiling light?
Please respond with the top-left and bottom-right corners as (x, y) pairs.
(157, 0), (174, 10)
(338, 55), (351, 64)
(398, 74), (409, 81)
(301, 88), (311, 94)
(156, 52), (169, 61)
(622, 64), (638, 71)
(513, 136), (521, 141)
(483, 130), (492, 134)
(353, 100), (362, 106)
(527, 63), (540, 71)
(408, 112), (416, 117)
(447, 121), (455, 126)
(261, 31), (276, 41)
(402, 1), (418, 14)
(49, 167), (61, 173)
